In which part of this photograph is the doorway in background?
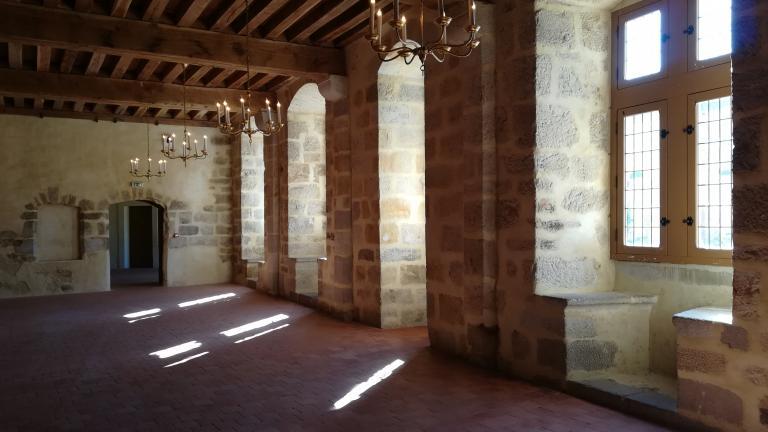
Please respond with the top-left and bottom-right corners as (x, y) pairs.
(109, 201), (164, 287)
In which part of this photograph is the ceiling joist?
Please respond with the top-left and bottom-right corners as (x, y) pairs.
(0, 3), (345, 79)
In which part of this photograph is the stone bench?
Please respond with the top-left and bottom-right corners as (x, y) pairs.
(544, 292), (658, 379)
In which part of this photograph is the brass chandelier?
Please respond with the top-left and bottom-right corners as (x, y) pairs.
(216, 0), (283, 143)
(131, 123), (167, 180)
(367, 0), (480, 69)
(161, 64), (208, 167)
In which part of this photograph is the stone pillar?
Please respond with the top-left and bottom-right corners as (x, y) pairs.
(425, 2), (498, 364)
(231, 133), (265, 286)
(319, 75), (354, 319)
(347, 39), (385, 326)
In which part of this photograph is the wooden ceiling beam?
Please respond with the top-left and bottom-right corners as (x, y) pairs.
(8, 42), (23, 69)
(237, 0), (289, 35)
(111, 0), (132, 17)
(0, 68), (270, 112)
(177, 0), (211, 27)
(185, 65), (212, 86)
(293, 0), (357, 42)
(210, 1), (247, 32)
(110, 55), (133, 78)
(143, 0), (170, 22)
(37, 46), (51, 72)
(85, 51), (106, 75)
(265, 0), (323, 39)
(162, 63), (185, 83)
(59, 50), (78, 73)
(136, 59), (161, 81)
(206, 69), (233, 87)
(0, 106), (215, 127)
(0, 3), (344, 78)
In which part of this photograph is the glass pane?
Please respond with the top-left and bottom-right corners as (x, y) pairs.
(695, 95), (733, 250)
(623, 109), (661, 248)
(697, 0), (732, 61)
(624, 10), (662, 81)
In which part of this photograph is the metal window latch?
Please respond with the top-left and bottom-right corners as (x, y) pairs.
(662, 33), (671, 43)
(684, 125), (695, 135)
(660, 217), (671, 227)
(684, 25), (695, 35)
(683, 216), (694, 226)
(660, 129), (670, 138)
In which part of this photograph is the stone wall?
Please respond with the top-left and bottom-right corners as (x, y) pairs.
(378, 60), (427, 328)
(318, 77), (354, 318)
(0, 116), (232, 297)
(347, 38), (385, 326)
(534, 0), (613, 295)
(674, 1), (768, 430)
(425, 2), (499, 365)
(287, 83), (327, 259)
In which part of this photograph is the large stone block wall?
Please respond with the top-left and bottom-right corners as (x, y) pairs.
(533, 0), (613, 294)
(673, 1), (768, 430)
(425, 2), (499, 365)
(0, 116), (232, 297)
(378, 61), (427, 328)
(287, 83), (327, 259)
(231, 133), (266, 285)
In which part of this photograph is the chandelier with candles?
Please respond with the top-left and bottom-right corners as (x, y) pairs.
(367, 0), (480, 68)
(160, 64), (208, 167)
(216, 0), (283, 143)
(131, 123), (167, 180)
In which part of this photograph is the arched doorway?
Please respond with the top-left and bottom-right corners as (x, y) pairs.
(108, 200), (165, 287)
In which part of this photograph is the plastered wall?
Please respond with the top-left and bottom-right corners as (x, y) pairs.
(0, 115), (232, 297)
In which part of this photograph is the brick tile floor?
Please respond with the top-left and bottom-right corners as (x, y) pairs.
(0, 284), (672, 431)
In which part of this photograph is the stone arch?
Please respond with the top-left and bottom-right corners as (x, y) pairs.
(287, 83), (327, 259)
(377, 58), (426, 327)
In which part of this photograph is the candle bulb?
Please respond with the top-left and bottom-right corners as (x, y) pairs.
(203, 135), (208, 153)
(471, 1), (476, 26)
(224, 101), (230, 125)
(266, 98), (273, 123)
(276, 101), (282, 125)
(216, 103), (221, 123)
(376, 10), (383, 46)
(369, 0), (376, 34)
(240, 97), (246, 121)
(170, 133), (175, 152)
(148, 157), (152, 173)
(401, 16), (407, 41)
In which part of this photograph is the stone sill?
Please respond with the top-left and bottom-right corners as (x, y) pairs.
(673, 307), (732, 325)
(244, 258), (266, 264)
(543, 292), (658, 306)
(289, 256), (327, 262)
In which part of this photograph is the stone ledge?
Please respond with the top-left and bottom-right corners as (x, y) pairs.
(289, 256), (327, 263)
(544, 291), (658, 306)
(673, 307), (732, 325)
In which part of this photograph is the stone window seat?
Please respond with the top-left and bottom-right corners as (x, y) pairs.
(544, 291), (658, 379)
(673, 307), (732, 325)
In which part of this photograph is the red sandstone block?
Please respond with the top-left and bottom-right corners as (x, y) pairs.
(677, 348), (726, 374)
(678, 378), (743, 426)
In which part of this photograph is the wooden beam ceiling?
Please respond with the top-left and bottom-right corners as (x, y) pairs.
(0, 2), (345, 79)
(0, 68), (269, 112)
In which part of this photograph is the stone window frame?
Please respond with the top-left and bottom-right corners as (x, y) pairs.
(609, 0), (732, 266)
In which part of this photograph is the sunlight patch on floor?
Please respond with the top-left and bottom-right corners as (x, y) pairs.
(332, 359), (405, 410)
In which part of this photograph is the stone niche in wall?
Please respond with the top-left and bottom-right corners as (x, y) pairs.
(36, 204), (80, 261)
(378, 57), (427, 328)
(287, 83), (327, 259)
